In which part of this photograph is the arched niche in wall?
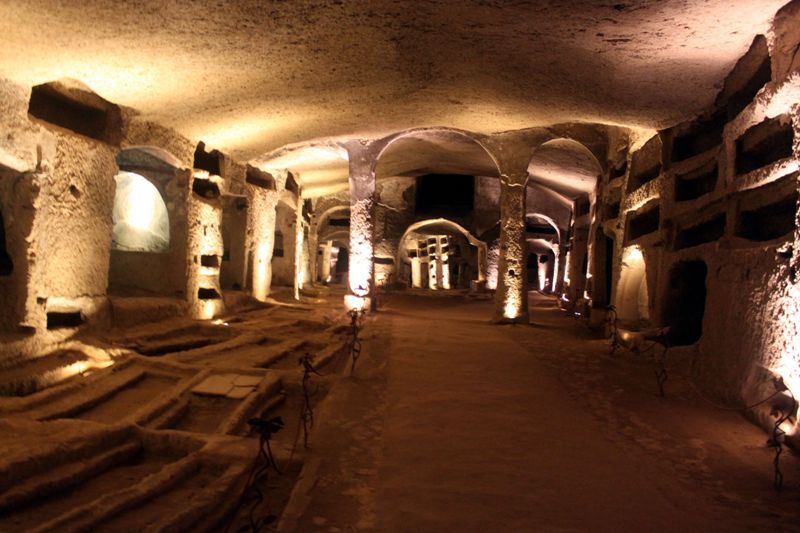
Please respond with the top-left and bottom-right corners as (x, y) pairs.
(615, 246), (650, 325)
(526, 237), (556, 292)
(397, 218), (486, 290)
(111, 171), (170, 252)
(109, 146), (184, 297)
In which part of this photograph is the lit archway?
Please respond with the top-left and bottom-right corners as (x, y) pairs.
(397, 218), (487, 290)
(112, 171), (170, 252)
(615, 246), (650, 324)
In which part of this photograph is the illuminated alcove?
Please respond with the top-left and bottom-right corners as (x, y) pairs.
(615, 247), (650, 325)
(108, 147), (185, 298)
(111, 171), (170, 252)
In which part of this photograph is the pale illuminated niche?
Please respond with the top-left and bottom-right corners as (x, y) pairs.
(112, 172), (170, 252)
(616, 245), (649, 321)
(551, 253), (559, 292)
(294, 228), (304, 300)
(253, 242), (271, 301)
(563, 250), (571, 285)
(344, 294), (368, 312)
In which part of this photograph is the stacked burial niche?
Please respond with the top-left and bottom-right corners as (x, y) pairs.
(109, 148), (187, 297)
(189, 143), (225, 318)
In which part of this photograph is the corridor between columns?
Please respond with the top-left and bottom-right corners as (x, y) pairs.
(282, 292), (800, 532)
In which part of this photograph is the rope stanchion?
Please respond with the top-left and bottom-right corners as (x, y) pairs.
(348, 308), (364, 373)
(298, 352), (323, 449)
(606, 305), (619, 355)
(768, 378), (796, 492)
(224, 416), (285, 533)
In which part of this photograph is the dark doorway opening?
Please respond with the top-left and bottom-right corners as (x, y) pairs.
(663, 261), (707, 346)
(0, 209), (12, 276)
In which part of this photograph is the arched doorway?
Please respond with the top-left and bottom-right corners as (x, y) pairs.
(108, 147), (186, 297)
(615, 246), (650, 326)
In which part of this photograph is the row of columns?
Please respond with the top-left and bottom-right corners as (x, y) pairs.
(343, 139), (531, 323)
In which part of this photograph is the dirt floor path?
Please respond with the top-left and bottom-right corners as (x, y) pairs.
(284, 292), (800, 532)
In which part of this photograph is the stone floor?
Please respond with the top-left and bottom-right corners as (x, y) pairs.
(282, 291), (800, 532)
(2, 290), (800, 531)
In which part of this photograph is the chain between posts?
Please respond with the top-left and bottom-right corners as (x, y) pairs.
(225, 415), (285, 533)
(349, 308), (364, 373)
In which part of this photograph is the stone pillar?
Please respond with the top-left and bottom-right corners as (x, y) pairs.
(308, 217), (319, 285)
(477, 242), (488, 283)
(344, 141), (378, 310)
(494, 174), (528, 323)
(246, 184), (278, 302)
(187, 170), (225, 320)
(411, 256), (422, 288)
(320, 241), (333, 282)
(293, 192), (304, 301)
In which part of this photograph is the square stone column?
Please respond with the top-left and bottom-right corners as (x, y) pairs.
(344, 141), (378, 310)
(494, 175), (529, 323)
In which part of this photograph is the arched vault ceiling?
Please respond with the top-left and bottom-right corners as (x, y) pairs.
(528, 139), (603, 199)
(376, 134), (499, 179)
(0, 0), (786, 161)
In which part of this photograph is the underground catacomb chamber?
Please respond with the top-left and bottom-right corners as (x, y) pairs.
(662, 260), (707, 346)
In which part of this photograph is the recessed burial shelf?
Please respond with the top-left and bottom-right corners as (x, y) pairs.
(671, 110), (725, 163)
(574, 197), (591, 217)
(200, 255), (220, 268)
(736, 184), (798, 242)
(329, 218), (350, 227)
(674, 213), (726, 250)
(193, 142), (222, 176)
(285, 173), (300, 197)
(245, 165), (276, 190)
(627, 136), (662, 193)
(675, 162), (718, 202)
(610, 159), (628, 180)
(46, 310), (84, 330)
(605, 200), (621, 220)
(197, 287), (221, 300)
(374, 257), (394, 265)
(736, 116), (795, 175)
(191, 177), (221, 199)
(625, 205), (660, 242)
(28, 82), (123, 144)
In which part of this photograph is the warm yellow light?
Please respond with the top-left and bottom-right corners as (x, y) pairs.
(252, 242), (270, 301)
(112, 172), (169, 252)
(504, 299), (520, 320)
(345, 294), (369, 312)
(623, 245), (644, 264)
